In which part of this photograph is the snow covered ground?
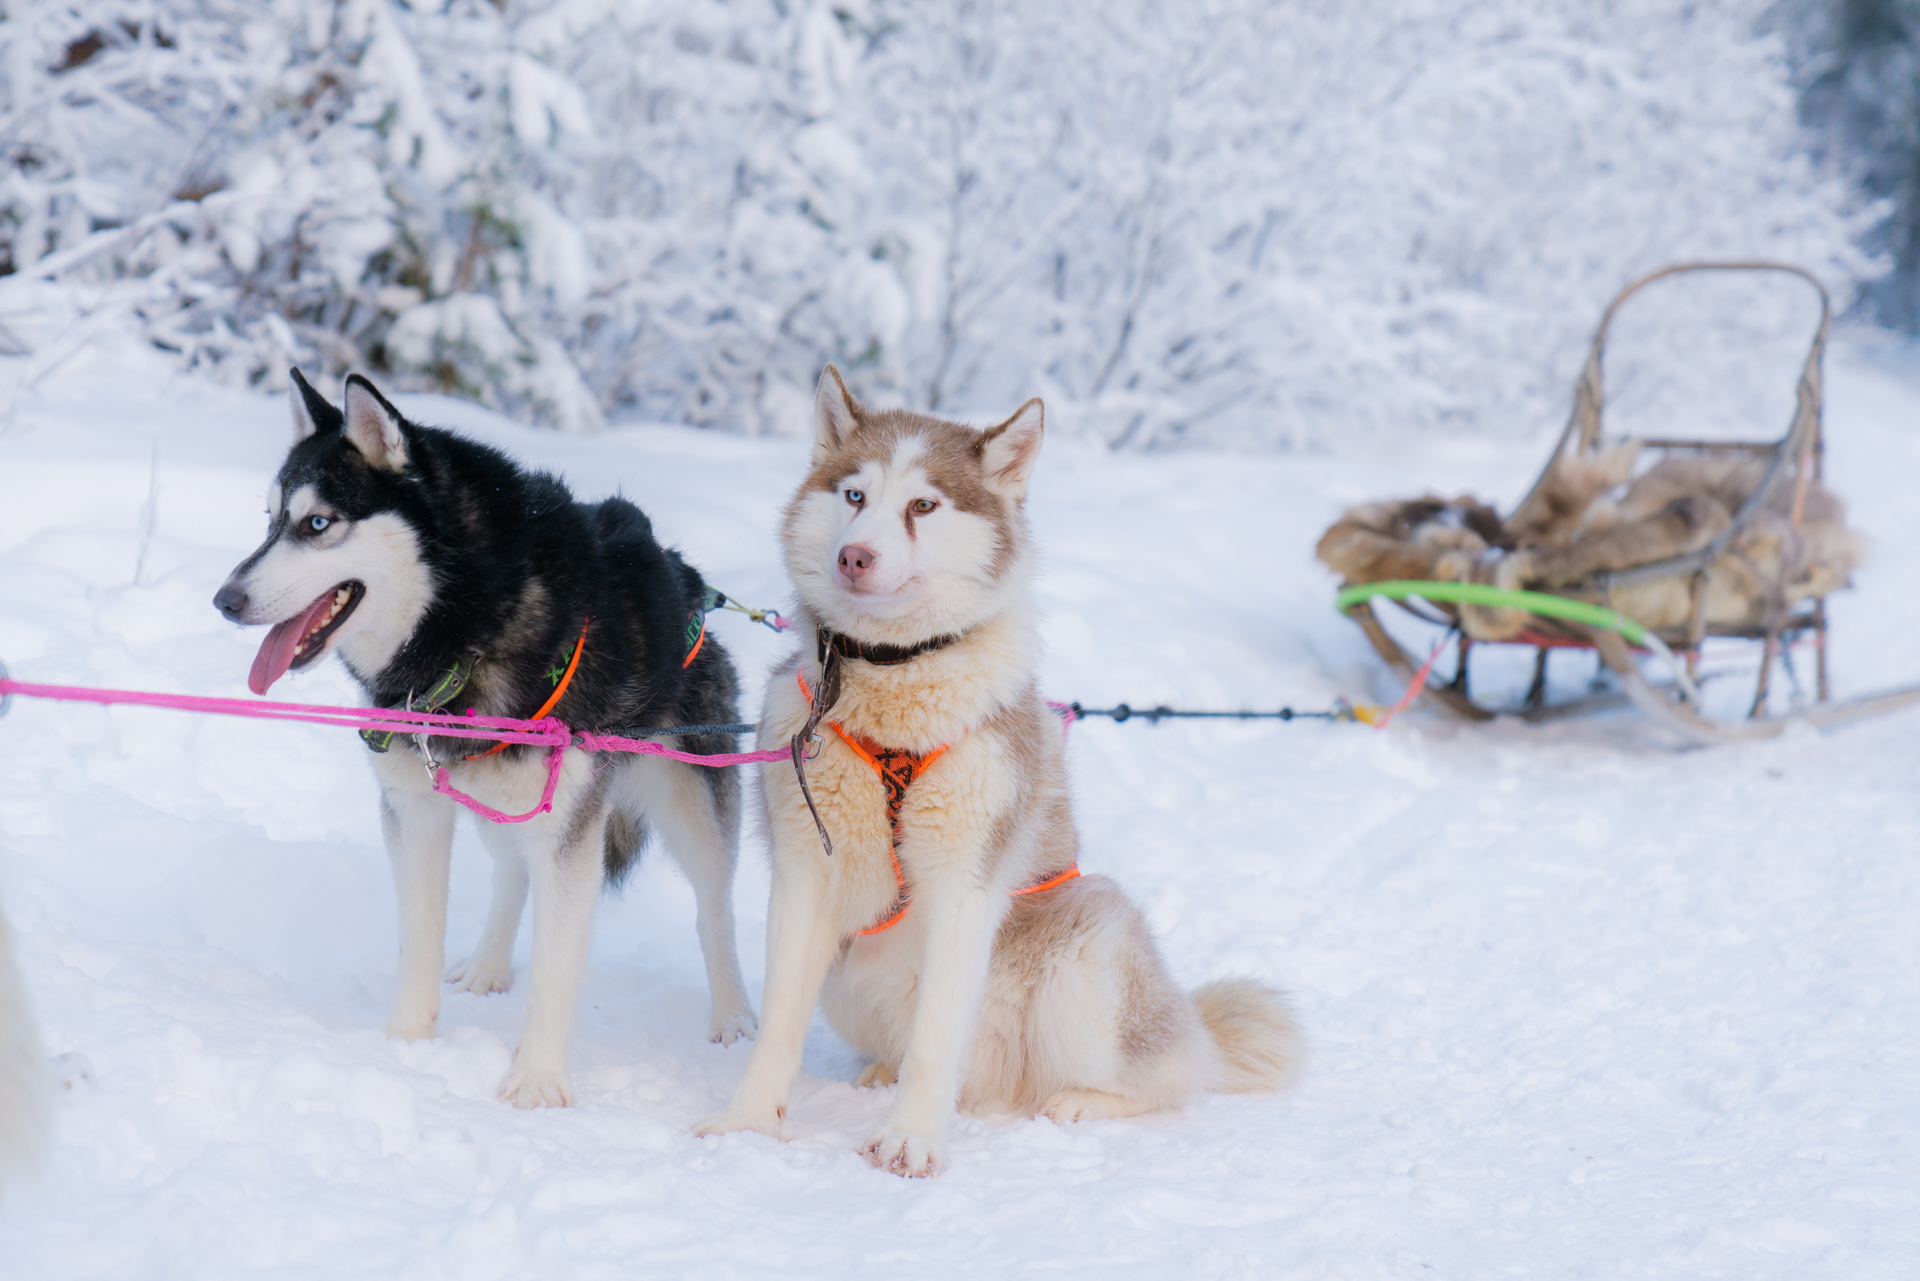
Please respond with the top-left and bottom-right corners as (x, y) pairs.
(1, 339), (1918, 1278)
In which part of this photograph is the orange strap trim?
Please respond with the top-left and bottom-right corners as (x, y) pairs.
(827, 721), (949, 777)
(794, 670), (1076, 935)
(465, 619), (589, 761)
(682, 615), (707, 669)
(1011, 866), (1081, 896)
(857, 843), (912, 936)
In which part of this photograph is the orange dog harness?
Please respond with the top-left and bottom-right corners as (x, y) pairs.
(796, 670), (1079, 934)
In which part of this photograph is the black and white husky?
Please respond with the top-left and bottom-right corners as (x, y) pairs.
(215, 371), (755, 1107)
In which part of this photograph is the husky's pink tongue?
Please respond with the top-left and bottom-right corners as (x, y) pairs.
(248, 592), (338, 695)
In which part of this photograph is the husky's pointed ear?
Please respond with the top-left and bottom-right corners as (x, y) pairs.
(813, 364), (862, 461)
(342, 374), (410, 472)
(288, 367), (342, 442)
(980, 398), (1044, 501)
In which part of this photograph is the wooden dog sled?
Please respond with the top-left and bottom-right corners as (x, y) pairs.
(1327, 262), (1920, 743)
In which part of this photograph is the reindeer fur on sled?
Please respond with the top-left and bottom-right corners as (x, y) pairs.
(1316, 444), (1864, 640)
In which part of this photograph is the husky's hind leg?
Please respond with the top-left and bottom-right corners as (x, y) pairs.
(625, 754), (755, 1044)
(1038, 1089), (1154, 1123)
(447, 825), (527, 994)
(372, 757), (458, 1042)
(1006, 876), (1224, 1124)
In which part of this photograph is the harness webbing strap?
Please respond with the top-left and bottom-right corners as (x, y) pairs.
(682, 614), (707, 669)
(833, 721), (947, 935)
(794, 670), (1078, 935)
(1012, 866), (1082, 897)
(465, 618), (589, 761)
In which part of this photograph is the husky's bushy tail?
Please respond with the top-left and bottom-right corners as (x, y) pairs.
(1193, 977), (1304, 1094)
(0, 902), (48, 1188)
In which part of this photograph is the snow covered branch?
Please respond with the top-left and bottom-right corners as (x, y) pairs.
(0, 0), (1875, 446)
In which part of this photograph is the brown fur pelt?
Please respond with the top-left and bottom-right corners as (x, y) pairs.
(1313, 495), (1508, 585)
(1318, 451), (1864, 640)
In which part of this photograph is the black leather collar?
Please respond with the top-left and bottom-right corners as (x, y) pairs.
(817, 627), (961, 668)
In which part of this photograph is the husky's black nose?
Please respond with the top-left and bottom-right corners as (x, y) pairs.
(213, 584), (248, 621)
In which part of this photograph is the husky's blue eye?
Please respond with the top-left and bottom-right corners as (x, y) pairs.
(308, 514), (331, 532)
(845, 488), (864, 506)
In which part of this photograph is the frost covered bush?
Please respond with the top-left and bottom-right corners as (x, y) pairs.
(1771, 0), (1920, 331)
(0, 0), (1876, 445)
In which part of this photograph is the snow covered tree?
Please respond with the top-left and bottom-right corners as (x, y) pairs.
(1770, 0), (1920, 329)
(0, 0), (1877, 446)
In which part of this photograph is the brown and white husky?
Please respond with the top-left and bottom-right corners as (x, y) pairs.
(696, 368), (1300, 1177)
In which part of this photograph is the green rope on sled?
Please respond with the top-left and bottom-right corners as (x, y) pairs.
(1333, 580), (1651, 646)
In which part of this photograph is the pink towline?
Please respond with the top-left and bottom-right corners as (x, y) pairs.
(437, 732), (788, 823)
(574, 730), (789, 769)
(1046, 700), (1080, 743)
(0, 676), (565, 746)
(428, 752), (568, 824)
(0, 675), (788, 825)
(1368, 630), (1453, 731)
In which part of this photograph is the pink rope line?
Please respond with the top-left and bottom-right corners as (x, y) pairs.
(438, 732), (786, 821)
(1047, 700), (1079, 742)
(1370, 630), (1453, 730)
(0, 677), (565, 746)
(0, 676), (787, 826)
(574, 730), (789, 769)
(430, 751), (566, 824)
(430, 733), (785, 824)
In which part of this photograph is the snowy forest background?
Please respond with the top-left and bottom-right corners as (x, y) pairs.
(0, 0), (1916, 448)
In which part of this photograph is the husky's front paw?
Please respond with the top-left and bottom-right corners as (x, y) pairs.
(445, 956), (513, 995)
(862, 1128), (943, 1178)
(709, 1010), (757, 1046)
(693, 1104), (783, 1140)
(499, 1062), (575, 1109)
(855, 1063), (898, 1088)
(383, 1015), (437, 1043)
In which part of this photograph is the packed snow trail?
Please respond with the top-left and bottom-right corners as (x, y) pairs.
(0, 343), (1917, 1277)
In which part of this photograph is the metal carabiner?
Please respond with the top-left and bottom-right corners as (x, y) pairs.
(802, 731), (824, 761)
(413, 716), (444, 786)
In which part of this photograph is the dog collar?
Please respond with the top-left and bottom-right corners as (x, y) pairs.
(361, 656), (475, 753)
(816, 627), (961, 668)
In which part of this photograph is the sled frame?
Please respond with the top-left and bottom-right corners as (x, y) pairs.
(1344, 261), (1920, 741)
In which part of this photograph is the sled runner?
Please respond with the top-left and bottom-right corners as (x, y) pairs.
(1324, 262), (1920, 742)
